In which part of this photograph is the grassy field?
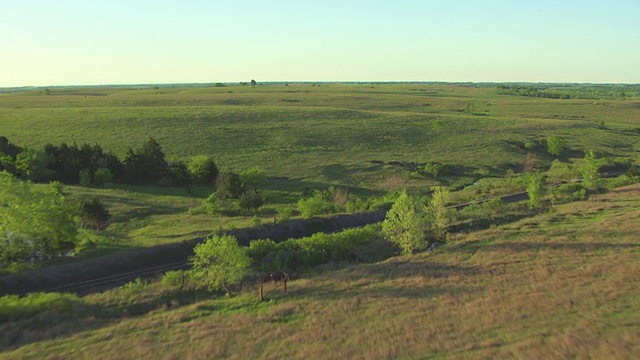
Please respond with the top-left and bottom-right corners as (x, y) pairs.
(2, 84), (639, 188)
(2, 184), (639, 359)
(1, 83), (638, 261)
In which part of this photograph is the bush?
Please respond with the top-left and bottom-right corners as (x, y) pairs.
(188, 155), (219, 185)
(0, 292), (82, 322)
(167, 161), (191, 187)
(550, 183), (586, 204)
(216, 172), (243, 199)
(247, 224), (382, 273)
(78, 198), (111, 230)
(203, 192), (225, 216)
(162, 270), (186, 288)
(93, 167), (113, 185)
(297, 190), (336, 218)
(239, 190), (265, 212)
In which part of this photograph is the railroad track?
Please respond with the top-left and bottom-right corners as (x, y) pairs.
(32, 262), (191, 296)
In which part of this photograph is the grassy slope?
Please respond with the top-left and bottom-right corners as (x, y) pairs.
(3, 184), (639, 359)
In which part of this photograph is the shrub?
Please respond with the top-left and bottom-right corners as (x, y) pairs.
(203, 192), (225, 216)
(78, 198), (111, 230)
(546, 159), (577, 183)
(546, 135), (565, 157)
(550, 183), (586, 204)
(297, 190), (336, 218)
(239, 190), (265, 212)
(188, 155), (219, 185)
(93, 167), (113, 185)
(162, 270), (186, 288)
(0, 292), (82, 322)
(167, 161), (191, 186)
(216, 172), (243, 199)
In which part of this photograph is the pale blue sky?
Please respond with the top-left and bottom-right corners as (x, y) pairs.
(1, 0), (639, 86)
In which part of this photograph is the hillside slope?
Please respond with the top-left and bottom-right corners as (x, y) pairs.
(3, 185), (640, 359)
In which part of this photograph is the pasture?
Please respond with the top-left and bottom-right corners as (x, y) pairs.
(1, 83), (639, 257)
(2, 183), (639, 359)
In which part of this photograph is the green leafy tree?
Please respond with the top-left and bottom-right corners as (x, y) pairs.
(0, 172), (78, 264)
(189, 235), (251, 295)
(427, 186), (453, 241)
(581, 150), (600, 191)
(16, 147), (53, 182)
(188, 155), (219, 185)
(240, 166), (267, 192)
(381, 191), (427, 254)
(546, 136), (566, 157)
(526, 172), (545, 209)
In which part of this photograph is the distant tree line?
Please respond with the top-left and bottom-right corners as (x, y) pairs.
(495, 84), (640, 100)
(0, 135), (219, 187)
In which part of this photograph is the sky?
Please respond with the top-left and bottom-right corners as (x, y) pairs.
(1, 0), (639, 86)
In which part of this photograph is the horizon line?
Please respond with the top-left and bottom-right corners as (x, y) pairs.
(3, 80), (640, 90)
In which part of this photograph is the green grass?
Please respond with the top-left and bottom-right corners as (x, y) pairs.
(1, 83), (638, 266)
(2, 84), (638, 187)
(2, 184), (639, 359)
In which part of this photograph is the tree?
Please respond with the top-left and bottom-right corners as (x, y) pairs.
(546, 136), (565, 157)
(0, 136), (21, 159)
(526, 172), (545, 209)
(240, 166), (267, 192)
(189, 235), (251, 295)
(188, 155), (219, 185)
(16, 147), (53, 182)
(250, 79), (257, 86)
(123, 138), (168, 184)
(581, 150), (600, 191)
(427, 186), (453, 241)
(167, 161), (191, 187)
(0, 172), (78, 264)
(216, 172), (243, 198)
(381, 191), (428, 254)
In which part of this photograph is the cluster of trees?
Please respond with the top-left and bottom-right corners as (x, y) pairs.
(201, 166), (268, 215)
(0, 135), (219, 187)
(168, 225), (381, 296)
(382, 187), (454, 254)
(496, 84), (640, 100)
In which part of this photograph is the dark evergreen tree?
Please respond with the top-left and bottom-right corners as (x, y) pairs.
(123, 138), (169, 184)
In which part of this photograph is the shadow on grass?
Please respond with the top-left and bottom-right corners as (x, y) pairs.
(0, 286), (214, 352)
(291, 260), (481, 301)
(452, 242), (640, 254)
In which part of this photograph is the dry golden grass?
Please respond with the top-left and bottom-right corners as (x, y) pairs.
(3, 185), (640, 359)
